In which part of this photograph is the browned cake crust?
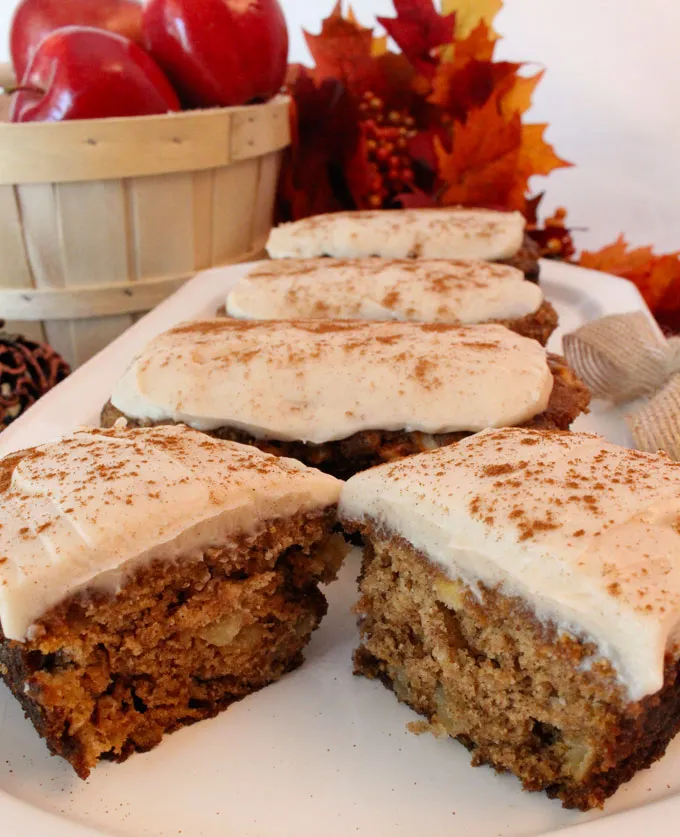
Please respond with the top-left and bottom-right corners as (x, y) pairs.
(282, 232), (540, 281)
(219, 297), (557, 347)
(499, 235), (541, 282)
(0, 509), (345, 779)
(347, 521), (680, 810)
(491, 299), (557, 346)
(100, 354), (589, 480)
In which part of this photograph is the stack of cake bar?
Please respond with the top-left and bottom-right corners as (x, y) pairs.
(2, 207), (680, 813)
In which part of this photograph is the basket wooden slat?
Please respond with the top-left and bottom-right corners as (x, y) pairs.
(253, 152), (281, 243)
(0, 100), (289, 185)
(56, 179), (134, 365)
(212, 159), (261, 264)
(2, 275), (188, 319)
(0, 184), (45, 343)
(0, 95), (290, 367)
(192, 168), (214, 269)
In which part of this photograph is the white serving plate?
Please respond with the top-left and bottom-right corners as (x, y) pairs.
(0, 260), (676, 837)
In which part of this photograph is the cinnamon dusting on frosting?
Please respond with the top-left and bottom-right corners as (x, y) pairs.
(0, 425), (341, 641)
(266, 208), (525, 261)
(228, 256), (542, 324)
(339, 428), (680, 700)
(110, 321), (554, 444)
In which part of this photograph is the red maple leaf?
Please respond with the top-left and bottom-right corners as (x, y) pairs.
(429, 59), (520, 122)
(396, 187), (438, 208)
(378, 0), (456, 77)
(277, 65), (361, 221)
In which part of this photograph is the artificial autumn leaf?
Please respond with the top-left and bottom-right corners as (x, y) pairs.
(505, 123), (572, 210)
(282, 0), (570, 216)
(579, 237), (680, 331)
(435, 94), (522, 208)
(500, 69), (544, 117)
(396, 187), (438, 208)
(452, 20), (496, 62)
(372, 51), (418, 109)
(579, 236), (655, 276)
(305, 2), (378, 94)
(442, 0), (503, 40)
(377, 0), (456, 77)
(429, 59), (519, 122)
(523, 191), (545, 226)
(277, 66), (360, 221)
(518, 124), (571, 176)
(652, 257), (680, 332)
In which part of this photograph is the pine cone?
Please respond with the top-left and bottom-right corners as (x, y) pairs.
(0, 322), (70, 430)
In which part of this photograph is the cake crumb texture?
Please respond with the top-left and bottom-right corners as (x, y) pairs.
(351, 529), (680, 810)
(0, 510), (345, 778)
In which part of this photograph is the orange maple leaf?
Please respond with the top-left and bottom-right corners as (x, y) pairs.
(450, 20), (496, 63)
(579, 235), (680, 309)
(435, 94), (522, 207)
(500, 70), (544, 117)
(304, 2), (378, 94)
(579, 236), (655, 275)
(579, 237), (680, 325)
(504, 124), (571, 209)
(518, 124), (571, 176)
(443, 0), (503, 39)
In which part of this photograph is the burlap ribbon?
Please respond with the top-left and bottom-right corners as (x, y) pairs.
(563, 311), (680, 460)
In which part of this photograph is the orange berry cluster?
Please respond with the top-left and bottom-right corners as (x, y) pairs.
(358, 91), (417, 208)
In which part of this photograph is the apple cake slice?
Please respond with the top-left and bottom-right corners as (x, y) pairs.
(340, 428), (680, 809)
(0, 424), (345, 778)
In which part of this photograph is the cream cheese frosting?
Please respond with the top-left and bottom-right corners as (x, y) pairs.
(0, 425), (342, 641)
(226, 258), (543, 323)
(339, 428), (680, 701)
(109, 320), (554, 444)
(266, 209), (525, 260)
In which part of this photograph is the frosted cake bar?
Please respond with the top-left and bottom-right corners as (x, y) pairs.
(340, 428), (680, 809)
(267, 208), (541, 280)
(0, 425), (344, 777)
(101, 320), (589, 478)
(227, 258), (556, 345)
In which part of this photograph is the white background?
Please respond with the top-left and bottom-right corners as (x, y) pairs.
(0, 0), (678, 254)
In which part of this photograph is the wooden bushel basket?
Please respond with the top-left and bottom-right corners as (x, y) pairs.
(0, 93), (290, 367)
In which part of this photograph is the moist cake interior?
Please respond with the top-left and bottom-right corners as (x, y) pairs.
(351, 526), (680, 810)
(0, 510), (345, 778)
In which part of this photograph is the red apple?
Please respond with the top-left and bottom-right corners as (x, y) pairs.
(11, 0), (144, 82)
(142, 0), (288, 108)
(10, 26), (180, 123)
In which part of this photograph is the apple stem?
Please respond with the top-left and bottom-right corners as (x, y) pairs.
(4, 84), (45, 96)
